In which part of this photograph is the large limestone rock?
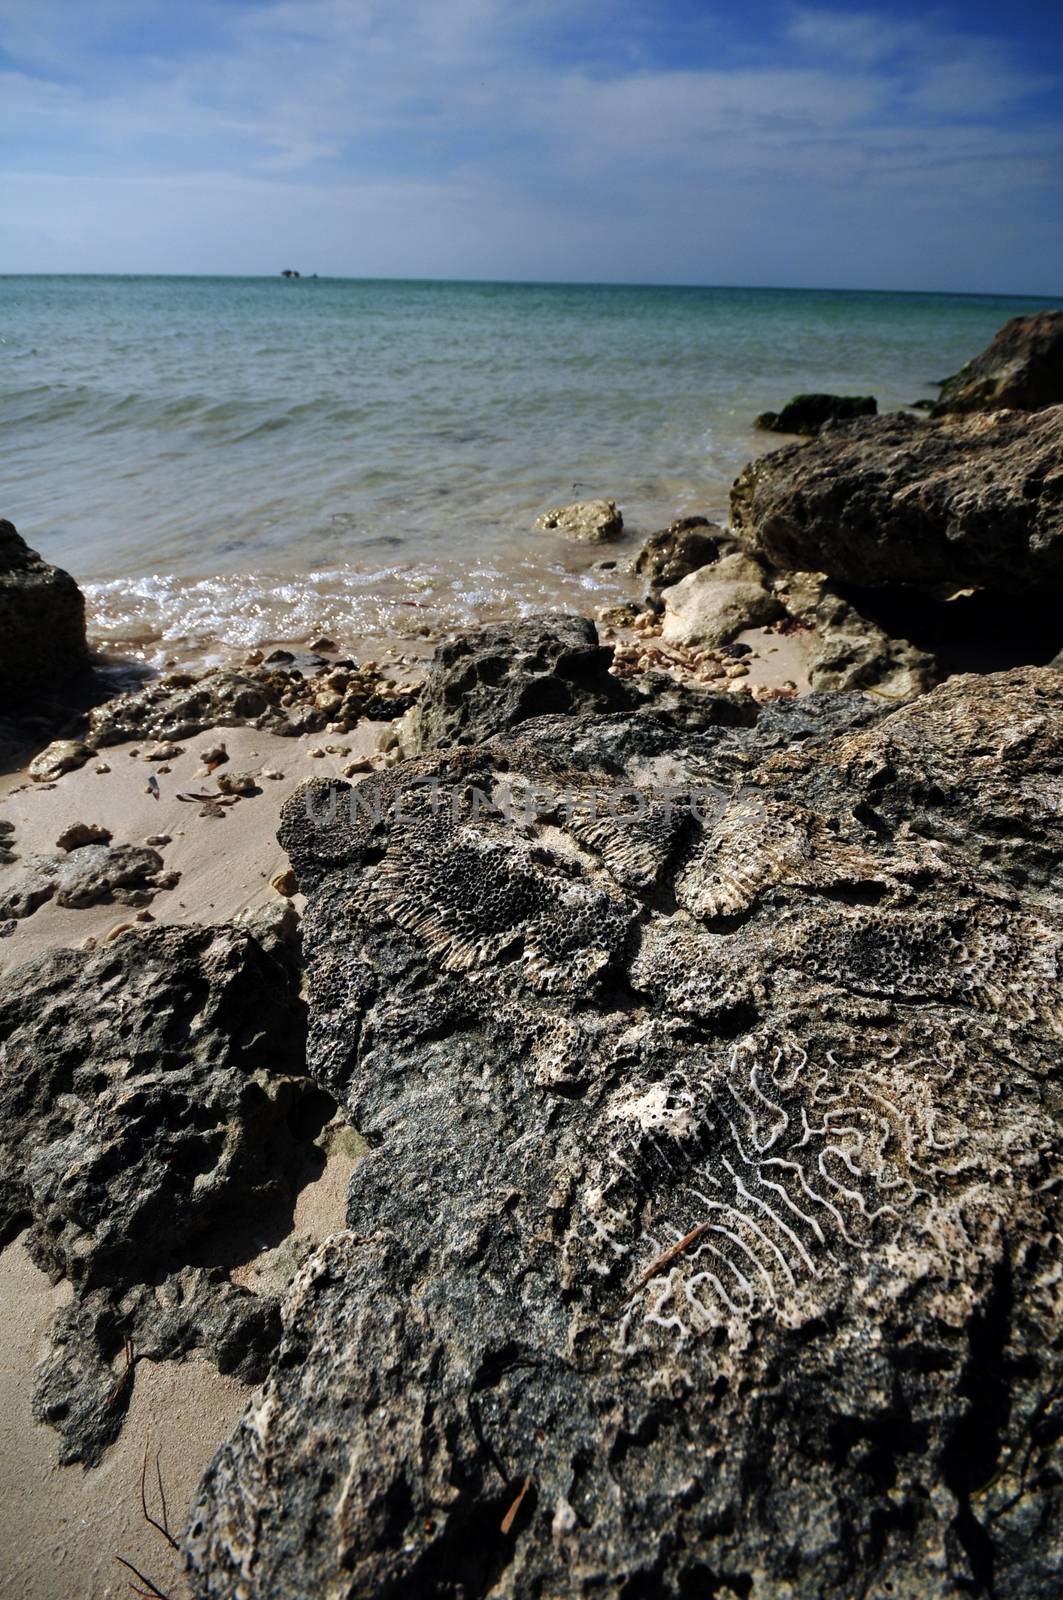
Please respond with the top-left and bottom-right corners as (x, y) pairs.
(731, 405), (1063, 594)
(407, 613), (632, 751)
(660, 550), (782, 647)
(0, 520), (87, 706)
(755, 392), (877, 435)
(534, 499), (624, 542)
(187, 668), (1063, 1598)
(0, 923), (313, 1463)
(934, 310), (1063, 415)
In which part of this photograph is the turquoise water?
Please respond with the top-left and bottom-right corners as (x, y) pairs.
(2, 276), (1059, 657)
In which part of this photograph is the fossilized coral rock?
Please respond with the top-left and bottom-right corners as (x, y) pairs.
(731, 405), (1063, 594)
(0, 922), (313, 1463)
(188, 668), (1063, 1598)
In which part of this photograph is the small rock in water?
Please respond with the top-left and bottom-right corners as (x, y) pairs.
(309, 636), (337, 653)
(534, 498), (624, 543)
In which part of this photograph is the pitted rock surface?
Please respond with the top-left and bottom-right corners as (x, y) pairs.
(407, 613), (634, 752)
(731, 404), (1063, 594)
(0, 923), (312, 1463)
(188, 670), (1063, 1599)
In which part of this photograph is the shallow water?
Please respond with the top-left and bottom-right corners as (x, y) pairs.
(3, 276), (1059, 658)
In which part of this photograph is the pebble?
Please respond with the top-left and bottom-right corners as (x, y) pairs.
(28, 740), (94, 781)
(55, 822), (113, 852)
(145, 834), (172, 847)
(271, 868), (299, 897)
(95, 763), (111, 775)
(145, 742), (183, 761)
(216, 771), (261, 796)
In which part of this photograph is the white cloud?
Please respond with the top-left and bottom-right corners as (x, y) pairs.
(0, 1), (1060, 288)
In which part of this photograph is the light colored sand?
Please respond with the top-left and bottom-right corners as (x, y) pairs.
(0, 1126), (361, 1599)
(0, 719), (394, 973)
(0, 1238), (248, 1600)
(733, 623), (813, 692)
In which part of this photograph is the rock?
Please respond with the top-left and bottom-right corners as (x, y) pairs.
(407, 614), (633, 752)
(660, 551), (782, 648)
(0, 923), (312, 1464)
(731, 405), (1063, 594)
(782, 572), (939, 699)
(631, 516), (725, 588)
(754, 393), (877, 435)
(0, 843), (178, 920)
(0, 520), (87, 707)
(933, 309), (1063, 415)
(271, 868), (298, 897)
(28, 739), (94, 782)
(534, 499), (624, 543)
(216, 770), (261, 797)
(54, 821), (113, 852)
(188, 666), (1063, 1598)
(40, 660), (421, 779)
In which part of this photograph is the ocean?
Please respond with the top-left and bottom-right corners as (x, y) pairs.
(3, 275), (1059, 661)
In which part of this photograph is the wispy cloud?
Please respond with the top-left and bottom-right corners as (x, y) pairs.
(0, 1), (1060, 290)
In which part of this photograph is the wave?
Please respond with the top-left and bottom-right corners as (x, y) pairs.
(0, 383), (373, 439)
(81, 558), (639, 664)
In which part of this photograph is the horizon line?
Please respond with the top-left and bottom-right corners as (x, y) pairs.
(2, 272), (1062, 301)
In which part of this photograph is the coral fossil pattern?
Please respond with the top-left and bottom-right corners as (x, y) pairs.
(189, 670), (1063, 1600)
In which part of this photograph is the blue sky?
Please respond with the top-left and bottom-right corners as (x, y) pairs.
(2, 0), (1061, 291)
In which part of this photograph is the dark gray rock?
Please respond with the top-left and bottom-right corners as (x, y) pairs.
(755, 393), (877, 435)
(0, 520), (87, 707)
(407, 613), (633, 752)
(632, 516), (726, 589)
(732, 405), (1063, 594)
(187, 667), (1063, 1599)
(0, 841), (178, 920)
(0, 922), (314, 1463)
(933, 309), (1063, 415)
